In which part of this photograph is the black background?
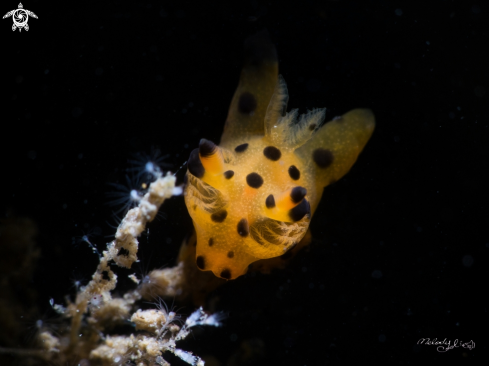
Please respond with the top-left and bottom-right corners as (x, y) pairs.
(1, 0), (487, 365)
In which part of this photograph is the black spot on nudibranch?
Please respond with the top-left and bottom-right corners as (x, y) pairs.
(246, 172), (263, 188)
(188, 148), (205, 178)
(208, 238), (214, 246)
(211, 210), (228, 223)
(290, 186), (307, 204)
(289, 199), (311, 222)
(263, 146), (281, 161)
(227, 251), (235, 258)
(196, 256), (206, 270)
(288, 165), (300, 180)
(220, 269), (232, 280)
(224, 170), (234, 179)
(235, 143), (249, 153)
(309, 123), (317, 131)
(199, 138), (217, 158)
(313, 148), (334, 169)
(237, 218), (249, 237)
(238, 92), (257, 115)
(265, 194), (275, 208)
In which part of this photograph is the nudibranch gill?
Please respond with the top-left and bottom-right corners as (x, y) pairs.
(184, 31), (375, 280)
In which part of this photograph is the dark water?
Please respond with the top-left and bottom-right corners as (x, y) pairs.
(1, 0), (486, 365)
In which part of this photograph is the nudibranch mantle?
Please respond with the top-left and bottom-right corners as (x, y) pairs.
(184, 31), (375, 280)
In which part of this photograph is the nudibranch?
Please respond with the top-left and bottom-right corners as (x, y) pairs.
(184, 31), (375, 280)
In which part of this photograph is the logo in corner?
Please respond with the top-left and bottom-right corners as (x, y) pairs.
(3, 3), (38, 32)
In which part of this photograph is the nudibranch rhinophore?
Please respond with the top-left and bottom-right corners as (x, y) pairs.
(184, 31), (375, 280)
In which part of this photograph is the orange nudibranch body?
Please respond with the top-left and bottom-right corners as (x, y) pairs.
(184, 31), (375, 280)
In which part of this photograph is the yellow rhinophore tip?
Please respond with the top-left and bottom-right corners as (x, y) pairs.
(199, 139), (225, 175)
(276, 186), (307, 210)
(265, 186), (308, 222)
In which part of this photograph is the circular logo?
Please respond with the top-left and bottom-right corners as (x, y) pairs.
(12, 9), (28, 27)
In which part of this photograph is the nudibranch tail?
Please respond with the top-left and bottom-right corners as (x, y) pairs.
(220, 30), (278, 149)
